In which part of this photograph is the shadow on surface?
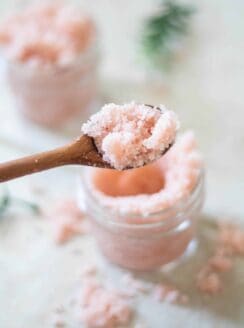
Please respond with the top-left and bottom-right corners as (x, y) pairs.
(132, 214), (244, 325)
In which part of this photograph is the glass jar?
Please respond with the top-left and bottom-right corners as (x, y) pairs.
(79, 169), (205, 272)
(4, 40), (99, 128)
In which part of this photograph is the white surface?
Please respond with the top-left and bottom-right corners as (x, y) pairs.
(0, 0), (244, 327)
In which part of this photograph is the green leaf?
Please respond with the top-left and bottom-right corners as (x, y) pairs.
(12, 197), (41, 215)
(0, 188), (10, 216)
(0, 187), (40, 218)
(140, 0), (195, 70)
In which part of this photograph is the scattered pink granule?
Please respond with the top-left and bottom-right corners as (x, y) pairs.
(196, 222), (244, 295)
(120, 273), (151, 295)
(153, 284), (189, 305)
(51, 315), (65, 328)
(214, 245), (233, 257)
(79, 277), (133, 328)
(218, 223), (244, 255)
(208, 254), (233, 272)
(0, 3), (95, 66)
(80, 264), (97, 277)
(196, 268), (222, 295)
(82, 102), (179, 170)
(47, 199), (89, 244)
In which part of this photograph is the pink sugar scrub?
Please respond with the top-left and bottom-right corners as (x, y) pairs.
(0, 2), (95, 66)
(47, 199), (90, 244)
(87, 131), (202, 217)
(81, 102), (179, 170)
(196, 221), (244, 295)
(79, 277), (133, 328)
(197, 268), (222, 295)
(81, 131), (204, 270)
(0, 2), (98, 127)
(153, 284), (189, 305)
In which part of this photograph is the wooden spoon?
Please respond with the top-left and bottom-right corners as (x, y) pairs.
(0, 134), (111, 183)
(0, 105), (174, 183)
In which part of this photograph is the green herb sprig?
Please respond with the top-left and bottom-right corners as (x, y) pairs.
(141, 0), (195, 70)
(0, 189), (10, 215)
(0, 187), (40, 217)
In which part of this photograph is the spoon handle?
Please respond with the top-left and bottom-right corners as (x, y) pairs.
(0, 134), (109, 183)
(0, 145), (74, 183)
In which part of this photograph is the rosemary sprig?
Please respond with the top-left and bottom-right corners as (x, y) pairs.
(0, 187), (40, 217)
(12, 197), (40, 215)
(0, 188), (10, 215)
(141, 0), (195, 70)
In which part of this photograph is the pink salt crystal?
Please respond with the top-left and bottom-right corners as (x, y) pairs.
(52, 317), (65, 328)
(153, 285), (168, 302)
(197, 268), (222, 295)
(80, 278), (100, 306)
(218, 224), (235, 245)
(179, 294), (189, 305)
(82, 102), (179, 170)
(143, 110), (179, 150)
(153, 284), (188, 305)
(230, 234), (244, 254)
(121, 274), (150, 294)
(79, 278), (133, 328)
(219, 224), (244, 255)
(0, 28), (10, 43)
(51, 308), (65, 328)
(195, 222), (244, 296)
(80, 264), (97, 277)
(164, 290), (180, 304)
(208, 254), (233, 272)
(48, 199), (87, 244)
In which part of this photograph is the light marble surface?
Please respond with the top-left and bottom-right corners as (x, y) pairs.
(0, 0), (244, 327)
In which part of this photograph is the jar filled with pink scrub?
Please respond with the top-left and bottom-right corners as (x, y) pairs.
(0, 3), (99, 127)
(79, 132), (205, 271)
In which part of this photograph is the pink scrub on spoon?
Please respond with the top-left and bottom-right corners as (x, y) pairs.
(0, 2), (98, 127)
(80, 103), (204, 271)
(82, 102), (179, 170)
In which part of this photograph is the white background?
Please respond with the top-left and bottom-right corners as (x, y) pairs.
(0, 0), (244, 327)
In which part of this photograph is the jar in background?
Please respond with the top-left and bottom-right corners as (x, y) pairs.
(0, 2), (99, 128)
(5, 42), (99, 128)
(79, 170), (204, 272)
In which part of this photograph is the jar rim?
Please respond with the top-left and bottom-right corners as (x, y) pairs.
(0, 37), (98, 73)
(80, 168), (205, 229)
(0, 2), (98, 72)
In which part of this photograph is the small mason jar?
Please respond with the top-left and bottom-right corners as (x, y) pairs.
(79, 169), (204, 272)
(4, 40), (99, 128)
